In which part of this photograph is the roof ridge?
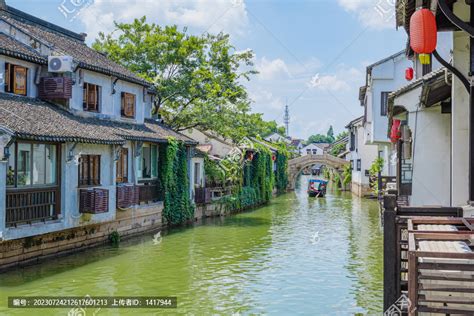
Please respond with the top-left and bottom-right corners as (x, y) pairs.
(3, 5), (84, 42)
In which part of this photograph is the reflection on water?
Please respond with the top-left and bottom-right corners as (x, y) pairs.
(0, 175), (382, 315)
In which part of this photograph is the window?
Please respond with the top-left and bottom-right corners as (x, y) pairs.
(194, 162), (202, 186)
(121, 92), (136, 118)
(83, 83), (101, 112)
(381, 92), (390, 116)
(312, 149), (317, 155)
(350, 160), (354, 170)
(6, 142), (57, 187)
(116, 148), (128, 183)
(138, 144), (158, 180)
(306, 149), (311, 154)
(350, 131), (356, 151)
(5, 63), (27, 96)
(79, 155), (101, 186)
(356, 159), (361, 171)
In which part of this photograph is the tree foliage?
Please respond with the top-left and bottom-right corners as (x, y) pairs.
(306, 125), (337, 144)
(92, 17), (280, 141)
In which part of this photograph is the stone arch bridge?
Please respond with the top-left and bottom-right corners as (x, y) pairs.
(287, 154), (350, 190)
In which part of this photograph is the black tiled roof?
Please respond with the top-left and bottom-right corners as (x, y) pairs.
(0, 93), (196, 145)
(0, 7), (151, 87)
(0, 93), (124, 144)
(0, 33), (46, 64)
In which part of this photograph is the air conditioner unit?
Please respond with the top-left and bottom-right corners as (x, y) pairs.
(48, 56), (73, 73)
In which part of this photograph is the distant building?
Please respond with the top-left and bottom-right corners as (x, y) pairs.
(359, 50), (412, 177)
(290, 139), (304, 155)
(346, 116), (378, 197)
(264, 132), (291, 144)
(301, 143), (329, 156)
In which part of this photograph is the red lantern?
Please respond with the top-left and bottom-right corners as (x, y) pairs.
(390, 119), (401, 143)
(246, 151), (254, 161)
(405, 67), (414, 81)
(272, 155), (276, 161)
(410, 8), (437, 65)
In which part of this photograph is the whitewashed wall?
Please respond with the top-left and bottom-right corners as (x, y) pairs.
(70, 69), (147, 124)
(409, 106), (452, 206)
(0, 56), (39, 97)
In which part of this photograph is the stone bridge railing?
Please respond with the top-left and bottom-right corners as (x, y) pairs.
(287, 154), (350, 190)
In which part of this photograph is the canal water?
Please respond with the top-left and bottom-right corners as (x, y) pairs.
(0, 176), (383, 315)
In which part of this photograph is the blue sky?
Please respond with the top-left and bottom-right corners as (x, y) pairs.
(9, 0), (407, 139)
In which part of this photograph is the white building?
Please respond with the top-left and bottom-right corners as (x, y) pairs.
(346, 116), (379, 197)
(264, 132), (291, 144)
(301, 143), (328, 156)
(359, 51), (413, 177)
(0, 2), (197, 245)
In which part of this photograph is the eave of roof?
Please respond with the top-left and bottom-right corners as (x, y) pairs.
(0, 93), (196, 146)
(345, 116), (364, 128)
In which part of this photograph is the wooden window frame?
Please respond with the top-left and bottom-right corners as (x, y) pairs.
(116, 148), (129, 184)
(83, 83), (101, 112)
(5, 63), (28, 96)
(6, 141), (60, 188)
(138, 144), (158, 181)
(357, 159), (362, 171)
(121, 92), (136, 118)
(78, 155), (101, 187)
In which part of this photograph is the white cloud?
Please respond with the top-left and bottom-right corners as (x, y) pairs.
(255, 57), (291, 80)
(78, 0), (248, 42)
(337, 0), (395, 29)
(308, 65), (364, 91)
(248, 88), (284, 112)
(308, 74), (350, 91)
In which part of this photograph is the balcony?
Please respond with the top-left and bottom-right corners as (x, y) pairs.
(38, 77), (73, 100)
(116, 184), (139, 208)
(136, 181), (162, 204)
(79, 188), (109, 214)
(6, 186), (60, 227)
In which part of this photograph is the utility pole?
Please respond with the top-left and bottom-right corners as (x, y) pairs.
(284, 101), (290, 137)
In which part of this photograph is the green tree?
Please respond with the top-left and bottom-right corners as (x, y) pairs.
(93, 17), (257, 137)
(326, 125), (335, 143)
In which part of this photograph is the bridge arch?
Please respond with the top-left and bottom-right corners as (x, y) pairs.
(287, 154), (349, 190)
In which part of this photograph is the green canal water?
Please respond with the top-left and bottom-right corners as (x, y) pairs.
(0, 176), (383, 315)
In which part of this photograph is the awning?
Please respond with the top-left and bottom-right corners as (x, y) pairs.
(387, 67), (452, 135)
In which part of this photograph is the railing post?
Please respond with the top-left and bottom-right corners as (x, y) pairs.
(383, 194), (398, 311)
(0, 160), (6, 238)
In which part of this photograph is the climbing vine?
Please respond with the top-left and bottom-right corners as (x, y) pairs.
(159, 138), (194, 225)
(342, 164), (352, 186)
(369, 157), (384, 194)
(275, 151), (289, 193)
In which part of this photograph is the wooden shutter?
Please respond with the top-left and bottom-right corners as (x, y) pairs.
(5, 63), (11, 92)
(122, 93), (135, 118)
(13, 66), (27, 95)
(116, 148), (128, 183)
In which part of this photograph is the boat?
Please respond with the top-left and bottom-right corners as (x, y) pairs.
(307, 179), (327, 197)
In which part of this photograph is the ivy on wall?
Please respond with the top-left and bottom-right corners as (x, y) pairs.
(275, 151), (289, 193)
(159, 138), (194, 225)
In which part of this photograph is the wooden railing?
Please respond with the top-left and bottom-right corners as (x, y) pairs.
(137, 182), (162, 204)
(6, 187), (60, 227)
(195, 187), (211, 205)
(382, 194), (463, 312)
(407, 219), (474, 315)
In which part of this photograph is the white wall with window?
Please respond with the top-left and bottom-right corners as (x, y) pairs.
(70, 69), (146, 124)
(0, 56), (38, 97)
